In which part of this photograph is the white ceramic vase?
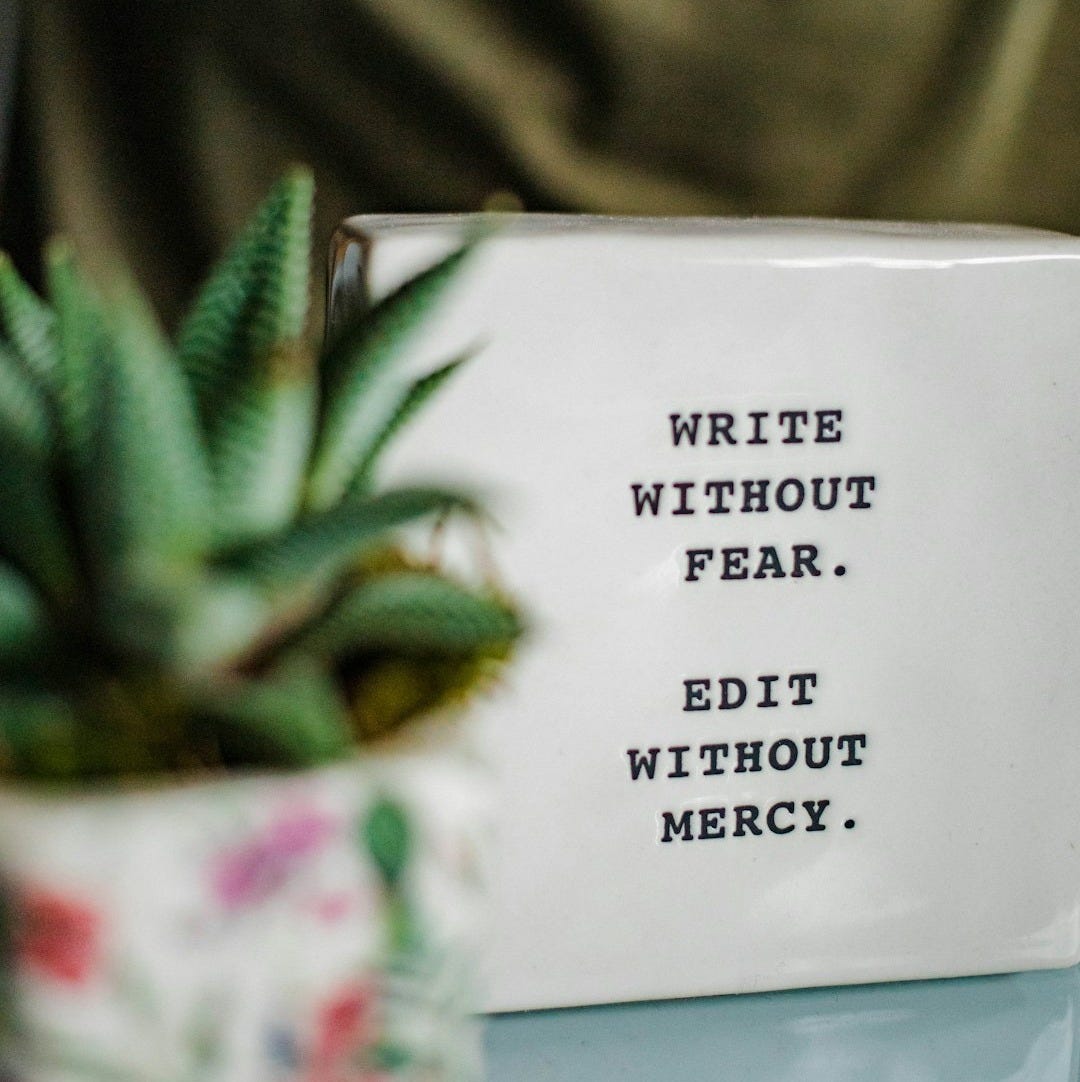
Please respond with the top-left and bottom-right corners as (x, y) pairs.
(0, 726), (488, 1081)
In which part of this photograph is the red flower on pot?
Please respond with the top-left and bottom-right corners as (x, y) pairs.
(307, 980), (380, 1081)
(15, 886), (102, 986)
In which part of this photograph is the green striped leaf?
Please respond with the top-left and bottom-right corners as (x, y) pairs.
(0, 414), (75, 601)
(346, 353), (470, 497)
(210, 350), (316, 546)
(177, 168), (314, 430)
(0, 340), (53, 454)
(0, 251), (58, 390)
(46, 243), (105, 475)
(306, 241), (476, 509)
(169, 572), (271, 673)
(194, 664), (351, 768)
(226, 486), (472, 592)
(114, 284), (211, 546)
(298, 571), (520, 659)
(80, 285), (212, 577)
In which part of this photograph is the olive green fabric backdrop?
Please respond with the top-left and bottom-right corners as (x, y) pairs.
(5, 0), (1080, 323)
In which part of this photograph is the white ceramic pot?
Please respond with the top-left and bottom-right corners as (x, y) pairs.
(331, 216), (1080, 1011)
(0, 725), (488, 1081)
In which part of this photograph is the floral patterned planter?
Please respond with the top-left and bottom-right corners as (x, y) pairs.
(0, 731), (488, 1081)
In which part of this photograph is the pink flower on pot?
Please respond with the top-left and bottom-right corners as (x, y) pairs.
(15, 886), (102, 986)
(211, 807), (337, 911)
(307, 892), (356, 924)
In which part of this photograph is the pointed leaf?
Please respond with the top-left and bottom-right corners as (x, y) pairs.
(298, 572), (520, 659)
(177, 168), (314, 429)
(225, 486), (472, 592)
(194, 665), (351, 769)
(172, 573), (273, 673)
(0, 416), (75, 600)
(113, 284), (212, 544)
(244, 172), (314, 360)
(91, 562), (210, 669)
(346, 353), (470, 498)
(0, 251), (58, 390)
(0, 341), (53, 454)
(46, 243), (105, 474)
(307, 241), (476, 509)
(210, 346), (316, 546)
(79, 285), (212, 577)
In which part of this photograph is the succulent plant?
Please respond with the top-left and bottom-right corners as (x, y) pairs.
(0, 167), (520, 781)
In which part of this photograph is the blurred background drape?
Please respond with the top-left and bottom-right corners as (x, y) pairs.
(2, 0), (1080, 325)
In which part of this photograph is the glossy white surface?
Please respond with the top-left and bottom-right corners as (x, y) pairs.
(332, 217), (1080, 1012)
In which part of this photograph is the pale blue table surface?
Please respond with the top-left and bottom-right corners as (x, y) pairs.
(486, 965), (1080, 1081)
